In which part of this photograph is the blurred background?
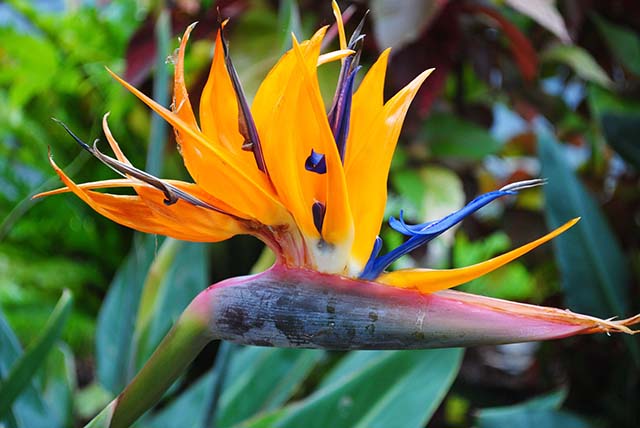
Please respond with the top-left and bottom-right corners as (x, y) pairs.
(1, 0), (639, 427)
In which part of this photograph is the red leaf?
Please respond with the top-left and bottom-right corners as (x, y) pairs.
(465, 4), (539, 81)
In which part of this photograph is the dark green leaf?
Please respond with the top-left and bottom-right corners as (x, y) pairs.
(0, 290), (73, 422)
(142, 370), (214, 428)
(476, 389), (590, 428)
(96, 235), (156, 393)
(538, 129), (637, 361)
(600, 112), (640, 170)
(42, 344), (76, 428)
(0, 310), (47, 428)
(241, 349), (463, 428)
(217, 347), (324, 427)
(592, 14), (640, 76)
(134, 241), (209, 368)
(478, 410), (591, 428)
(422, 114), (502, 160)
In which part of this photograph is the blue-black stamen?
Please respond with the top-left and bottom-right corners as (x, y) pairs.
(358, 180), (547, 280)
(218, 19), (269, 176)
(305, 149), (327, 174)
(52, 119), (247, 219)
(330, 66), (360, 160)
(327, 12), (367, 162)
(312, 201), (327, 234)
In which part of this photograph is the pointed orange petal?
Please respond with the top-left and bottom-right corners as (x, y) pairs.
(331, 1), (347, 51)
(106, 68), (289, 226)
(346, 68), (433, 268)
(33, 179), (136, 198)
(199, 29), (241, 152)
(102, 113), (130, 164)
(50, 158), (246, 242)
(251, 29), (328, 240)
(344, 48), (390, 169)
(173, 23), (199, 128)
(48, 155), (243, 242)
(378, 218), (580, 293)
(317, 49), (354, 66)
(291, 34), (354, 250)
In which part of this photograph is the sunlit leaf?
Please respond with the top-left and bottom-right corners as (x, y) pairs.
(505, 0), (571, 43)
(542, 45), (613, 88)
(370, 0), (447, 51)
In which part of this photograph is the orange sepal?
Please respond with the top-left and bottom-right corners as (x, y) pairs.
(47, 155), (244, 242)
(378, 218), (580, 293)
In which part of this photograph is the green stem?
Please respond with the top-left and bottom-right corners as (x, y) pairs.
(84, 305), (211, 428)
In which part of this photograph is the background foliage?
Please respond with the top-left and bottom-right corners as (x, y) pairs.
(1, 0), (639, 427)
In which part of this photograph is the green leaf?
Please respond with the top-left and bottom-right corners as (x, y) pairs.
(42, 344), (76, 428)
(0, 290), (73, 422)
(0, 310), (47, 428)
(592, 14), (640, 76)
(542, 44), (613, 88)
(537, 129), (638, 361)
(96, 235), (156, 394)
(242, 349), (463, 428)
(217, 347), (324, 427)
(453, 233), (538, 302)
(278, 0), (302, 51)
(134, 241), (209, 369)
(600, 112), (640, 170)
(142, 370), (214, 428)
(475, 389), (591, 428)
(422, 114), (502, 160)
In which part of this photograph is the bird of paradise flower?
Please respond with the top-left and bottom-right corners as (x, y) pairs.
(37, 3), (638, 428)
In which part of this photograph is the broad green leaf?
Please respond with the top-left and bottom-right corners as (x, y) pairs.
(479, 410), (591, 428)
(542, 45), (613, 88)
(96, 235), (156, 394)
(475, 389), (590, 428)
(242, 349), (463, 428)
(0, 290), (73, 423)
(141, 370), (214, 428)
(217, 347), (324, 427)
(0, 310), (48, 428)
(600, 112), (640, 170)
(537, 129), (638, 361)
(42, 344), (76, 428)
(134, 241), (209, 369)
(422, 114), (502, 160)
(538, 130), (630, 316)
(592, 14), (640, 76)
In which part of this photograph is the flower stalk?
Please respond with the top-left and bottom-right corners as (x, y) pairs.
(84, 264), (638, 428)
(86, 304), (211, 428)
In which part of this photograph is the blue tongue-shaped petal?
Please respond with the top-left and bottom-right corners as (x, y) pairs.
(359, 179), (547, 280)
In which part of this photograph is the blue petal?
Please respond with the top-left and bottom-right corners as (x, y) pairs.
(312, 201), (327, 234)
(359, 179), (546, 280)
(329, 66), (360, 160)
(305, 149), (327, 174)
